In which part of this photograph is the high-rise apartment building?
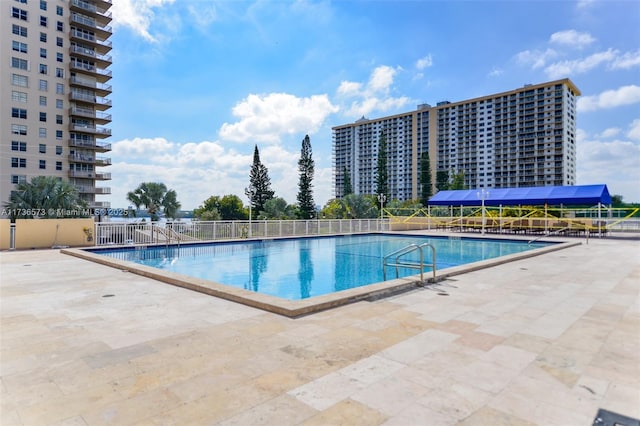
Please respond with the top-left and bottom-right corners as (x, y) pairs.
(1, 0), (113, 213)
(332, 79), (580, 201)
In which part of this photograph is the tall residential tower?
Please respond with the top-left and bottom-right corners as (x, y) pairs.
(1, 0), (113, 212)
(332, 79), (580, 201)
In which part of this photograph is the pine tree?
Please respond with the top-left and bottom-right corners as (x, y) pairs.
(247, 145), (274, 218)
(436, 170), (449, 191)
(297, 135), (315, 219)
(342, 166), (353, 197)
(420, 151), (433, 205)
(376, 130), (389, 200)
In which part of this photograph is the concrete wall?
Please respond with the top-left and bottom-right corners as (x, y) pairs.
(0, 219), (10, 250)
(14, 219), (95, 249)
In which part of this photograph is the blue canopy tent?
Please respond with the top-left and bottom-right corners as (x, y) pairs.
(428, 184), (611, 207)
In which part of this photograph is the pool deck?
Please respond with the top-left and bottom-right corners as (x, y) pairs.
(1, 232), (639, 425)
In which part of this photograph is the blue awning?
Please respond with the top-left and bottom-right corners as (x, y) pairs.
(428, 184), (611, 206)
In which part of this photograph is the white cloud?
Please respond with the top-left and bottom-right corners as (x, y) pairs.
(187, 4), (218, 27)
(577, 85), (640, 112)
(416, 55), (433, 70)
(598, 128), (621, 139)
(627, 119), (640, 141)
(577, 138), (640, 202)
(218, 93), (338, 143)
(111, 137), (175, 157)
(549, 30), (595, 48)
(337, 65), (412, 117)
(108, 139), (335, 210)
(111, 0), (175, 42)
(610, 50), (640, 70)
(515, 49), (558, 69)
(545, 48), (618, 78)
(488, 67), (504, 77)
(576, 0), (596, 9)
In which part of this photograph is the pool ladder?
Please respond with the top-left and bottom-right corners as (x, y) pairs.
(383, 243), (436, 284)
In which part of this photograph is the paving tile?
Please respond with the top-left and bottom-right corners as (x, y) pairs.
(458, 406), (537, 426)
(288, 371), (367, 411)
(218, 394), (317, 426)
(350, 375), (430, 417)
(301, 398), (387, 426)
(379, 329), (459, 364)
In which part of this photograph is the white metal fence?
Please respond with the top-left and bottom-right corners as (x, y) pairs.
(94, 219), (389, 246)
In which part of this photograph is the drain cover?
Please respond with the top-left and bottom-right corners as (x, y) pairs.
(102, 294), (115, 298)
(593, 409), (640, 426)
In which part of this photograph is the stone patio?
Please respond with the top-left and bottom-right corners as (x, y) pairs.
(1, 234), (639, 425)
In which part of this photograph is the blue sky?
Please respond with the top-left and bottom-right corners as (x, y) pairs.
(106, 0), (640, 210)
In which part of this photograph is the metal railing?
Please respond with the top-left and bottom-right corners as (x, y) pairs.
(94, 219), (388, 246)
(383, 243), (436, 284)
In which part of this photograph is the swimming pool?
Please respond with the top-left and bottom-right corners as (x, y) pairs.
(91, 234), (553, 300)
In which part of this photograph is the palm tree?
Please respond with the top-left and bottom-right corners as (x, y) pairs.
(126, 182), (181, 221)
(4, 176), (87, 220)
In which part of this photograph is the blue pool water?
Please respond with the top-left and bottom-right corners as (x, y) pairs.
(94, 234), (552, 300)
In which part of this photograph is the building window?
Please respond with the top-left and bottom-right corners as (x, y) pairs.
(56, 52), (63, 62)
(12, 8), (28, 21)
(39, 128), (47, 138)
(40, 0), (47, 11)
(56, 67), (64, 78)
(11, 108), (27, 119)
(39, 79), (47, 91)
(11, 175), (27, 185)
(40, 16), (48, 27)
(56, 37), (63, 47)
(39, 160), (46, 170)
(12, 24), (27, 37)
(56, 161), (62, 171)
(40, 32), (47, 42)
(39, 112), (47, 122)
(56, 99), (63, 109)
(55, 83), (64, 94)
(12, 41), (27, 53)
(11, 158), (27, 168)
(39, 64), (48, 74)
(56, 21), (64, 32)
(56, 146), (63, 155)
(39, 143), (47, 153)
(12, 73), (28, 87)
(12, 124), (27, 135)
(11, 57), (28, 70)
(11, 141), (27, 152)
(56, 130), (63, 140)
(39, 95), (47, 106)
(56, 114), (63, 124)
(12, 91), (27, 102)
(40, 48), (46, 58)
(56, 5), (63, 16)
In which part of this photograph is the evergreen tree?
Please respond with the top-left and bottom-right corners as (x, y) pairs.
(376, 130), (388, 200)
(449, 170), (466, 190)
(297, 135), (316, 219)
(420, 151), (433, 205)
(247, 145), (274, 218)
(342, 166), (353, 197)
(436, 170), (449, 191)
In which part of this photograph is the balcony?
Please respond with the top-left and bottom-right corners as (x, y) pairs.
(70, 29), (112, 54)
(70, 60), (112, 83)
(71, 13), (112, 38)
(69, 154), (112, 166)
(70, 45), (112, 68)
(68, 170), (112, 180)
(69, 91), (112, 109)
(70, 0), (112, 24)
(70, 107), (111, 124)
(70, 76), (112, 97)
(76, 185), (111, 194)
(70, 123), (112, 137)
(91, 201), (111, 208)
(68, 138), (111, 152)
